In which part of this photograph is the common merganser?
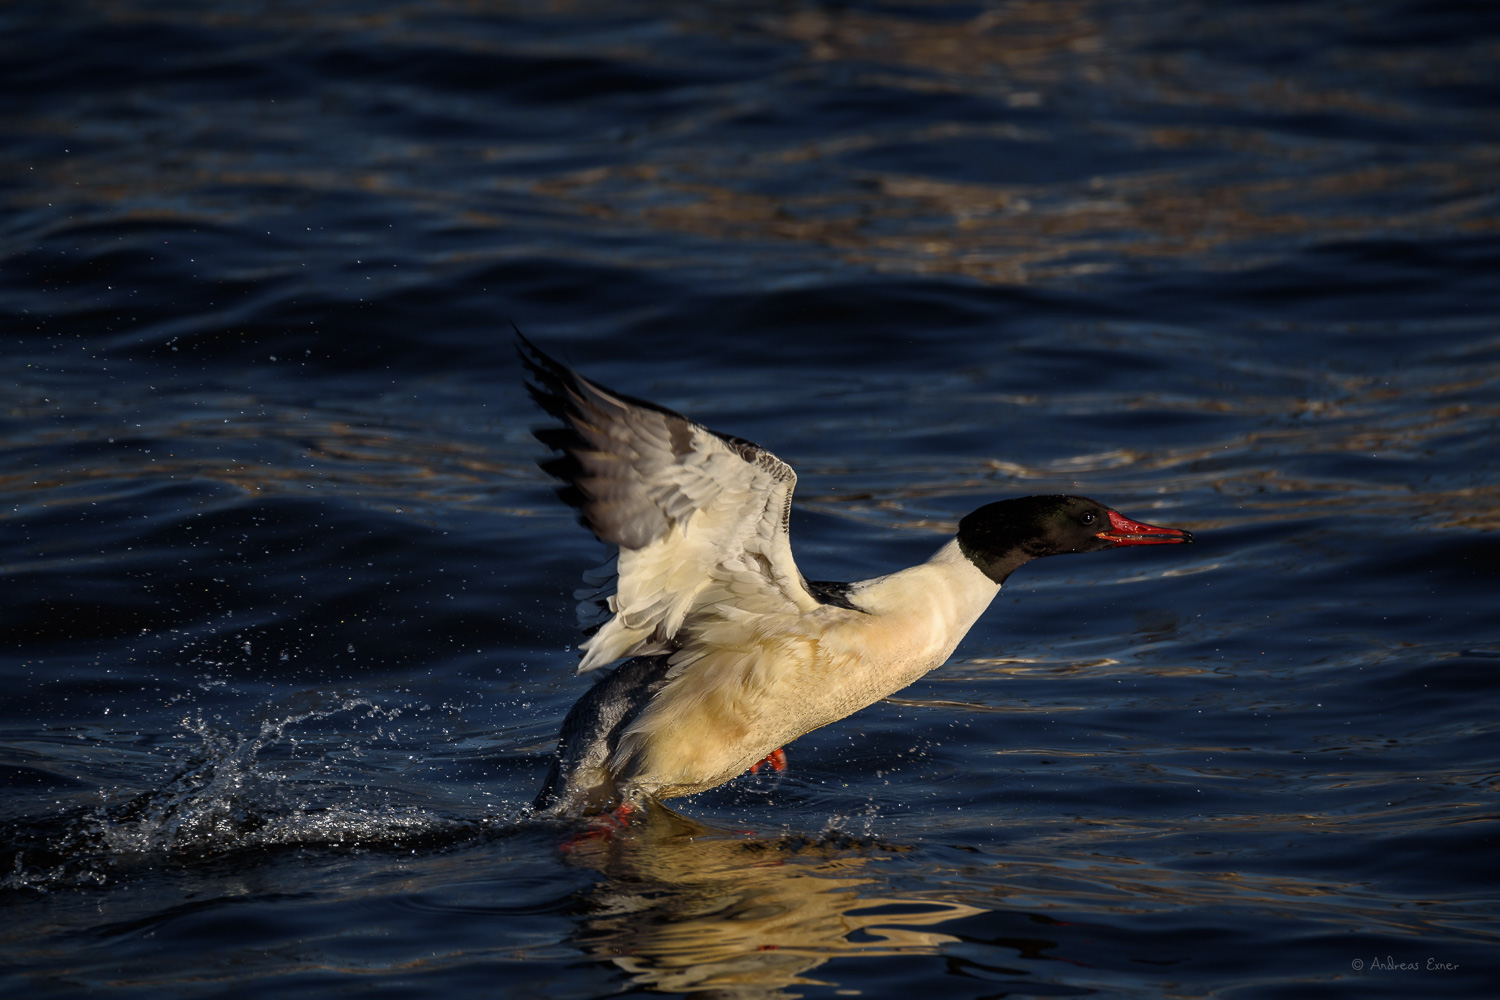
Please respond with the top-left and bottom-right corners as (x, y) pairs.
(521, 338), (1194, 815)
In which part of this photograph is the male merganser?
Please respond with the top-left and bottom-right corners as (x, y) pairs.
(521, 338), (1193, 815)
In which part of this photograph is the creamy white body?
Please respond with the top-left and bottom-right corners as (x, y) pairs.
(613, 538), (1001, 797)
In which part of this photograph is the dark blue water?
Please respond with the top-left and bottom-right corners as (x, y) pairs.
(4, 1), (1498, 996)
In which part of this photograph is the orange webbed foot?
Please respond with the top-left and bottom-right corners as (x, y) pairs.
(558, 800), (637, 852)
(749, 748), (787, 774)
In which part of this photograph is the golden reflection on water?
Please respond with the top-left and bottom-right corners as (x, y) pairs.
(15, 0), (1500, 534)
(552, 795), (1491, 995)
(549, 2), (1497, 283)
(2, 391), (547, 523)
(564, 801), (983, 998)
(10, 369), (1497, 537)
(23, 1), (1500, 287)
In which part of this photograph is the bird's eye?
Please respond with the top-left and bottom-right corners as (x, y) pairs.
(1080, 512), (1096, 525)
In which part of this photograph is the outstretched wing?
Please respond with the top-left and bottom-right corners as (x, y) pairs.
(519, 336), (822, 672)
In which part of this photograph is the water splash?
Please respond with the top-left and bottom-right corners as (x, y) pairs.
(2, 695), (500, 892)
(820, 801), (885, 841)
(100, 697), (414, 852)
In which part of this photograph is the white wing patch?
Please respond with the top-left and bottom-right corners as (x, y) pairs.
(521, 338), (822, 673)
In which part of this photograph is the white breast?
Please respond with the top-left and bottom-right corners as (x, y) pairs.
(844, 538), (1003, 677)
(614, 538), (1001, 797)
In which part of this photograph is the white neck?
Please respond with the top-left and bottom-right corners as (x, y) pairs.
(846, 537), (1002, 678)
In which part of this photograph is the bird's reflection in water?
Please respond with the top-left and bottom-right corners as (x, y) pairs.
(560, 800), (984, 997)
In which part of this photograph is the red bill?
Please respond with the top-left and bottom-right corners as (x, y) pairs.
(1097, 509), (1194, 546)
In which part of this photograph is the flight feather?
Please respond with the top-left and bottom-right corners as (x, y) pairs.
(518, 336), (821, 673)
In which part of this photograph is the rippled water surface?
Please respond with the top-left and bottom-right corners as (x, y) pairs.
(4, 1), (1499, 997)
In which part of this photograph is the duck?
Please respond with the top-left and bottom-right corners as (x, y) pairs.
(520, 337), (1194, 816)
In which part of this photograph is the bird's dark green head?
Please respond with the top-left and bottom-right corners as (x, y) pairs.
(957, 495), (1193, 584)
